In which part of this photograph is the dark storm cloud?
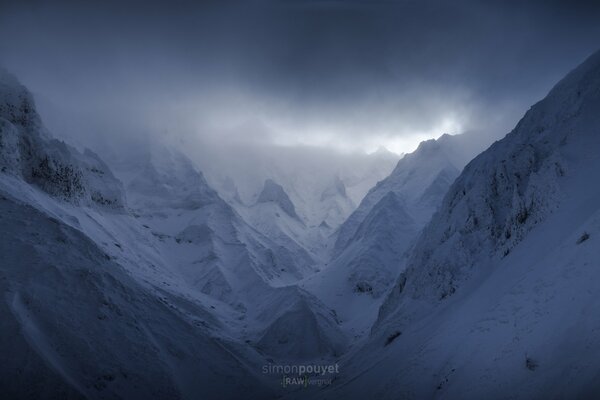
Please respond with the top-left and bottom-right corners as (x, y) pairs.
(1, 0), (600, 153)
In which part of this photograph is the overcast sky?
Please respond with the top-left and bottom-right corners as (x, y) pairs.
(1, 0), (600, 154)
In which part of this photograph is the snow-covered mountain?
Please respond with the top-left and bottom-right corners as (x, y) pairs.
(314, 49), (600, 399)
(334, 132), (490, 256)
(235, 179), (329, 262)
(0, 70), (126, 209)
(0, 69), (277, 399)
(5, 41), (600, 400)
(256, 178), (301, 220)
(193, 145), (398, 285)
(194, 143), (398, 229)
(301, 132), (490, 338)
(0, 70), (345, 399)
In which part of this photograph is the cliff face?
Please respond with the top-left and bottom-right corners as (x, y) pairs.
(0, 70), (126, 208)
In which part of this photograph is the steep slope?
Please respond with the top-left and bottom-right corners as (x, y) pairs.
(302, 133), (489, 337)
(0, 69), (125, 209)
(125, 146), (219, 211)
(256, 179), (300, 220)
(234, 176), (353, 267)
(252, 286), (347, 360)
(201, 149), (396, 282)
(316, 50), (600, 399)
(115, 148), (317, 292)
(103, 143), (344, 362)
(334, 132), (489, 255)
(235, 198), (324, 266)
(381, 49), (600, 314)
(0, 193), (274, 400)
(0, 68), (279, 399)
(0, 70), (345, 398)
(341, 192), (417, 297)
(316, 175), (356, 229)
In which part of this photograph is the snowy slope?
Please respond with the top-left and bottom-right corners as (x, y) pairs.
(236, 199), (327, 264)
(0, 69), (125, 209)
(301, 133), (490, 337)
(313, 49), (600, 399)
(0, 70), (345, 398)
(114, 147), (318, 290)
(114, 147), (345, 361)
(199, 148), (397, 284)
(256, 179), (301, 220)
(334, 132), (490, 255)
(232, 176), (354, 271)
(92, 142), (345, 366)
(0, 192), (275, 399)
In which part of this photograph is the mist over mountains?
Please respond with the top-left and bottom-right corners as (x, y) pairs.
(2, 1), (600, 399)
(3, 48), (600, 398)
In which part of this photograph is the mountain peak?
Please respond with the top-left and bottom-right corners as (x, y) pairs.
(256, 178), (299, 219)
